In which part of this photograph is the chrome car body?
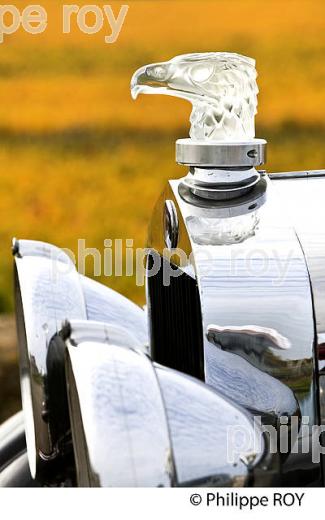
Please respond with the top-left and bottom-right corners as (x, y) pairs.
(11, 239), (148, 484)
(147, 170), (325, 486)
(65, 319), (265, 487)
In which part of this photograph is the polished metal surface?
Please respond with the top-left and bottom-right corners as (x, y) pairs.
(65, 320), (176, 487)
(80, 274), (148, 349)
(271, 175), (325, 430)
(147, 174), (319, 484)
(164, 200), (179, 250)
(269, 170), (325, 180)
(189, 167), (260, 186)
(14, 239), (87, 479)
(182, 170), (261, 201)
(0, 412), (25, 471)
(155, 176), (314, 415)
(270, 176), (325, 344)
(65, 319), (265, 487)
(176, 138), (267, 167)
(0, 413), (34, 488)
(13, 239), (149, 480)
(156, 365), (264, 486)
(179, 175), (267, 219)
(0, 452), (36, 487)
(320, 373), (325, 431)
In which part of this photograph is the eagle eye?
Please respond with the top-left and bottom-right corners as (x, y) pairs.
(191, 63), (214, 83)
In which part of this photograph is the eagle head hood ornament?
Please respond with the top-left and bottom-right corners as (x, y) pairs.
(131, 52), (266, 201)
(131, 52), (258, 142)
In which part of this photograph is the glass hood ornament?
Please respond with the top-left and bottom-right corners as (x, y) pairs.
(131, 52), (258, 141)
(131, 52), (266, 203)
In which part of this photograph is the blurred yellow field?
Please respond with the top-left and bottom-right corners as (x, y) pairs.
(0, 0), (323, 310)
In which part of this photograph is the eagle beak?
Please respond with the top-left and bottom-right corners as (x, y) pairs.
(130, 62), (170, 100)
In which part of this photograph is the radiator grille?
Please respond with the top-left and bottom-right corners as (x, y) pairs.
(147, 253), (204, 380)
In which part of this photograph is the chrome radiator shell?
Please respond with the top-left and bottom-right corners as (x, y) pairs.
(147, 172), (325, 485)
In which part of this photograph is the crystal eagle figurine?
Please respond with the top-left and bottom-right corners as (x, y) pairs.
(131, 52), (258, 142)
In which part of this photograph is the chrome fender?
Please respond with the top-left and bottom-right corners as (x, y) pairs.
(65, 320), (266, 487)
(13, 239), (148, 481)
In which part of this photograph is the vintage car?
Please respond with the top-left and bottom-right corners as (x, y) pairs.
(0, 52), (324, 487)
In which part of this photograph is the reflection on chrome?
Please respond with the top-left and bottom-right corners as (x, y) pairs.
(186, 213), (259, 245)
(207, 324), (291, 353)
(13, 238), (148, 481)
(65, 319), (265, 487)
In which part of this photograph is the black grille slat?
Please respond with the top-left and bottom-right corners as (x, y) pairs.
(147, 253), (204, 380)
